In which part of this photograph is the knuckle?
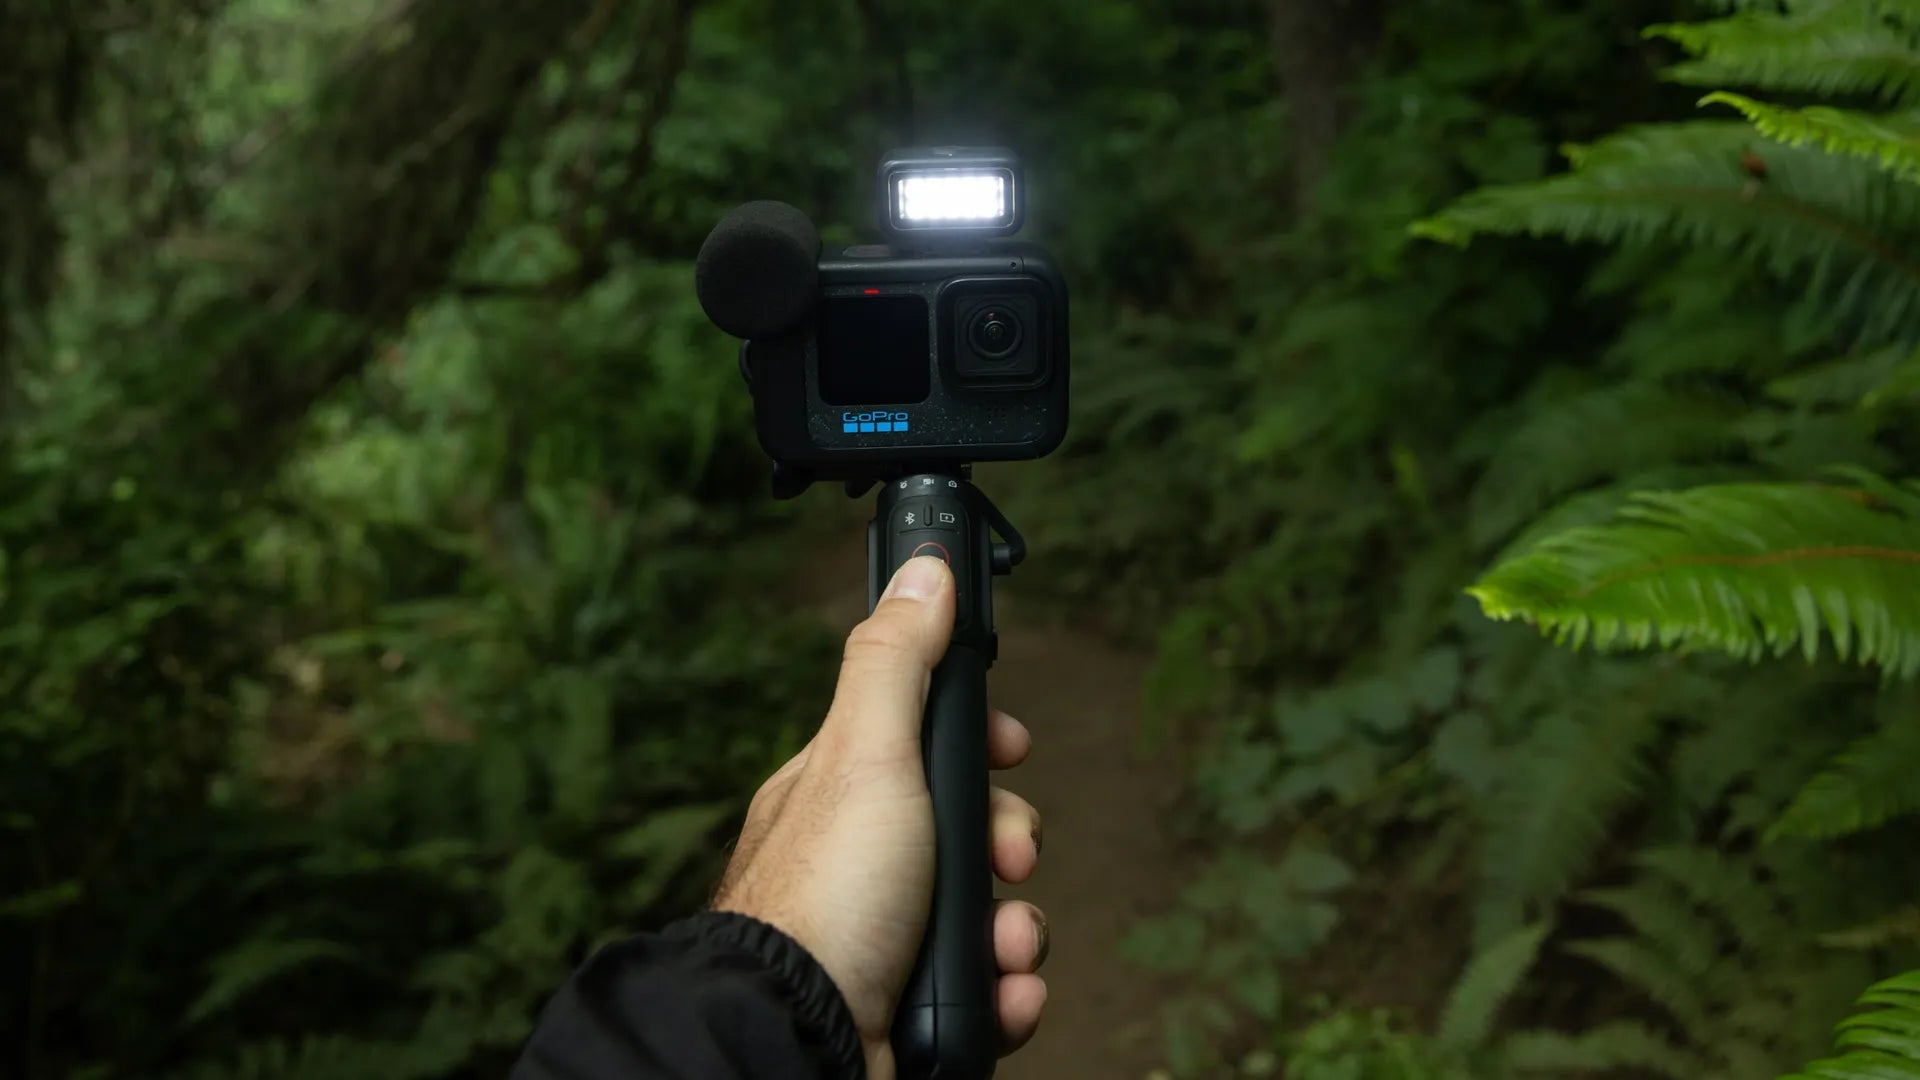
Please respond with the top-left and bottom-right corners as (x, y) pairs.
(745, 777), (779, 818)
(843, 616), (920, 666)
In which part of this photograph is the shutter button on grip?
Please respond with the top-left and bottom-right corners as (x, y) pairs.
(893, 498), (969, 627)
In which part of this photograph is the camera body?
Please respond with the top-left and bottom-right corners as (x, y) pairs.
(743, 241), (1069, 482)
(702, 146), (1069, 491)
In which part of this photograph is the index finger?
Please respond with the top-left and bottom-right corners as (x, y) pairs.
(989, 709), (1031, 770)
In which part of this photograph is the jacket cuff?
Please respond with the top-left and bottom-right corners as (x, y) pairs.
(664, 911), (866, 1078)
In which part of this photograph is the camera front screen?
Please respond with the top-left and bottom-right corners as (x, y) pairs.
(818, 295), (930, 406)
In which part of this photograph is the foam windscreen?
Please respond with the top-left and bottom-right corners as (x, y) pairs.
(694, 200), (821, 340)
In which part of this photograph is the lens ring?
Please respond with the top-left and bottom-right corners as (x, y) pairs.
(968, 307), (1024, 360)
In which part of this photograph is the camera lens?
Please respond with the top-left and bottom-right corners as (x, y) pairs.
(968, 307), (1023, 360)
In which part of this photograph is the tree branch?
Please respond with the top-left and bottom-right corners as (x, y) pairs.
(570, 0), (700, 283)
(1267, 0), (1384, 213)
(169, 0), (600, 480)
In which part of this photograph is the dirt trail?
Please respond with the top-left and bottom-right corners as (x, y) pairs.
(796, 508), (1191, 1079)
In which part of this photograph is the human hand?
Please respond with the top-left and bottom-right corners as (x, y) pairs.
(713, 556), (1048, 1078)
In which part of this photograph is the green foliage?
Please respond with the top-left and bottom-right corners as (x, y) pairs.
(1503, 1021), (1704, 1077)
(1472, 695), (1661, 943)
(1704, 93), (1920, 183)
(1132, 0), (1920, 1074)
(0, 1), (846, 1076)
(1772, 718), (1920, 839)
(1471, 481), (1920, 676)
(1436, 923), (1549, 1052)
(1414, 122), (1920, 346)
(1779, 970), (1920, 1080)
(1281, 1011), (1472, 1080)
(1465, 379), (1747, 548)
(1503, 845), (1882, 1077)
(1122, 844), (1354, 1071)
(14, 0), (1920, 1077)
(1650, 4), (1920, 104)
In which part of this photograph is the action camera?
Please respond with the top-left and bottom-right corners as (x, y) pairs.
(695, 147), (1070, 492)
(695, 148), (1070, 1080)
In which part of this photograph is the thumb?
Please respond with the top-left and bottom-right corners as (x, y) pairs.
(825, 556), (956, 747)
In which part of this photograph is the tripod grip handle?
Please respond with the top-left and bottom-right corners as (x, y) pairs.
(893, 648), (997, 1078)
(869, 475), (999, 1079)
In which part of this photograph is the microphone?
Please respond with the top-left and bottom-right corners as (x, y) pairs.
(695, 201), (821, 339)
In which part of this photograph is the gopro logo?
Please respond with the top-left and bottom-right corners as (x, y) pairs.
(843, 410), (912, 434)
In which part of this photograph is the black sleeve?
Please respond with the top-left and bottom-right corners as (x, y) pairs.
(510, 911), (867, 1080)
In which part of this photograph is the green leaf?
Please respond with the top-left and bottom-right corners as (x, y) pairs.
(1578, 880), (1723, 979)
(1650, 6), (1920, 105)
(1120, 912), (1208, 975)
(1347, 676), (1411, 734)
(0, 880), (83, 920)
(1771, 720), (1920, 839)
(1321, 744), (1385, 802)
(1470, 481), (1920, 677)
(1821, 907), (1920, 950)
(1475, 704), (1658, 943)
(1438, 921), (1550, 1050)
(605, 800), (734, 910)
(1431, 711), (1497, 796)
(545, 668), (614, 827)
(1415, 123), (1920, 346)
(1564, 937), (1712, 1031)
(1279, 696), (1348, 755)
(1231, 965), (1284, 1022)
(1279, 847), (1354, 894)
(1704, 93), (1920, 183)
(1405, 646), (1463, 712)
(187, 939), (371, 1026)
(1778, 969), (1920, 1079)
(1767, 347), (1915, 407)
(1505, 1021), (1697, 1077)
(1467, 379), (1745, 547)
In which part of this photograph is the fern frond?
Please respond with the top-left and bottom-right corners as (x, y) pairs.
(1414, 123), (1920, 345)
(1865, 348), (1920, 406)
(1439, 922), (1551, 1051)
(1469, 481), (1920, 677)
(187, 939), (372, 1026)
(1564, 938), (1714, 1031)
(1770, 718), (1920, 838)
(1778, 970), (1920, 1080)
(1650, 6), (1920, 105)
(1467, 381), (1745, 548)
(1706, 93), (1920, 183)
(170, 1032), (453, 1080)
(1475, 704), (1659, 944)
(1767, 346), (1913, 406)
(1822, 907), (1920, 950)
(1503, 1021), (1699, 1078)
(1636, 845), (1793, 957)
(1579, 880), (1725, 978)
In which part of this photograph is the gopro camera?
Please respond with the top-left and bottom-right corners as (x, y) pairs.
(696, 149), (1069, 1079)
(696, 147), (1069, 493)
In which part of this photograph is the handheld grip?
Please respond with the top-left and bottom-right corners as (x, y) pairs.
(893, 649), (997, 1078)
(869, 475), (999, 1079)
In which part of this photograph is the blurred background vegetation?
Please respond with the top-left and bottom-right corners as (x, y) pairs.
(4, 0), (1920, 1077)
